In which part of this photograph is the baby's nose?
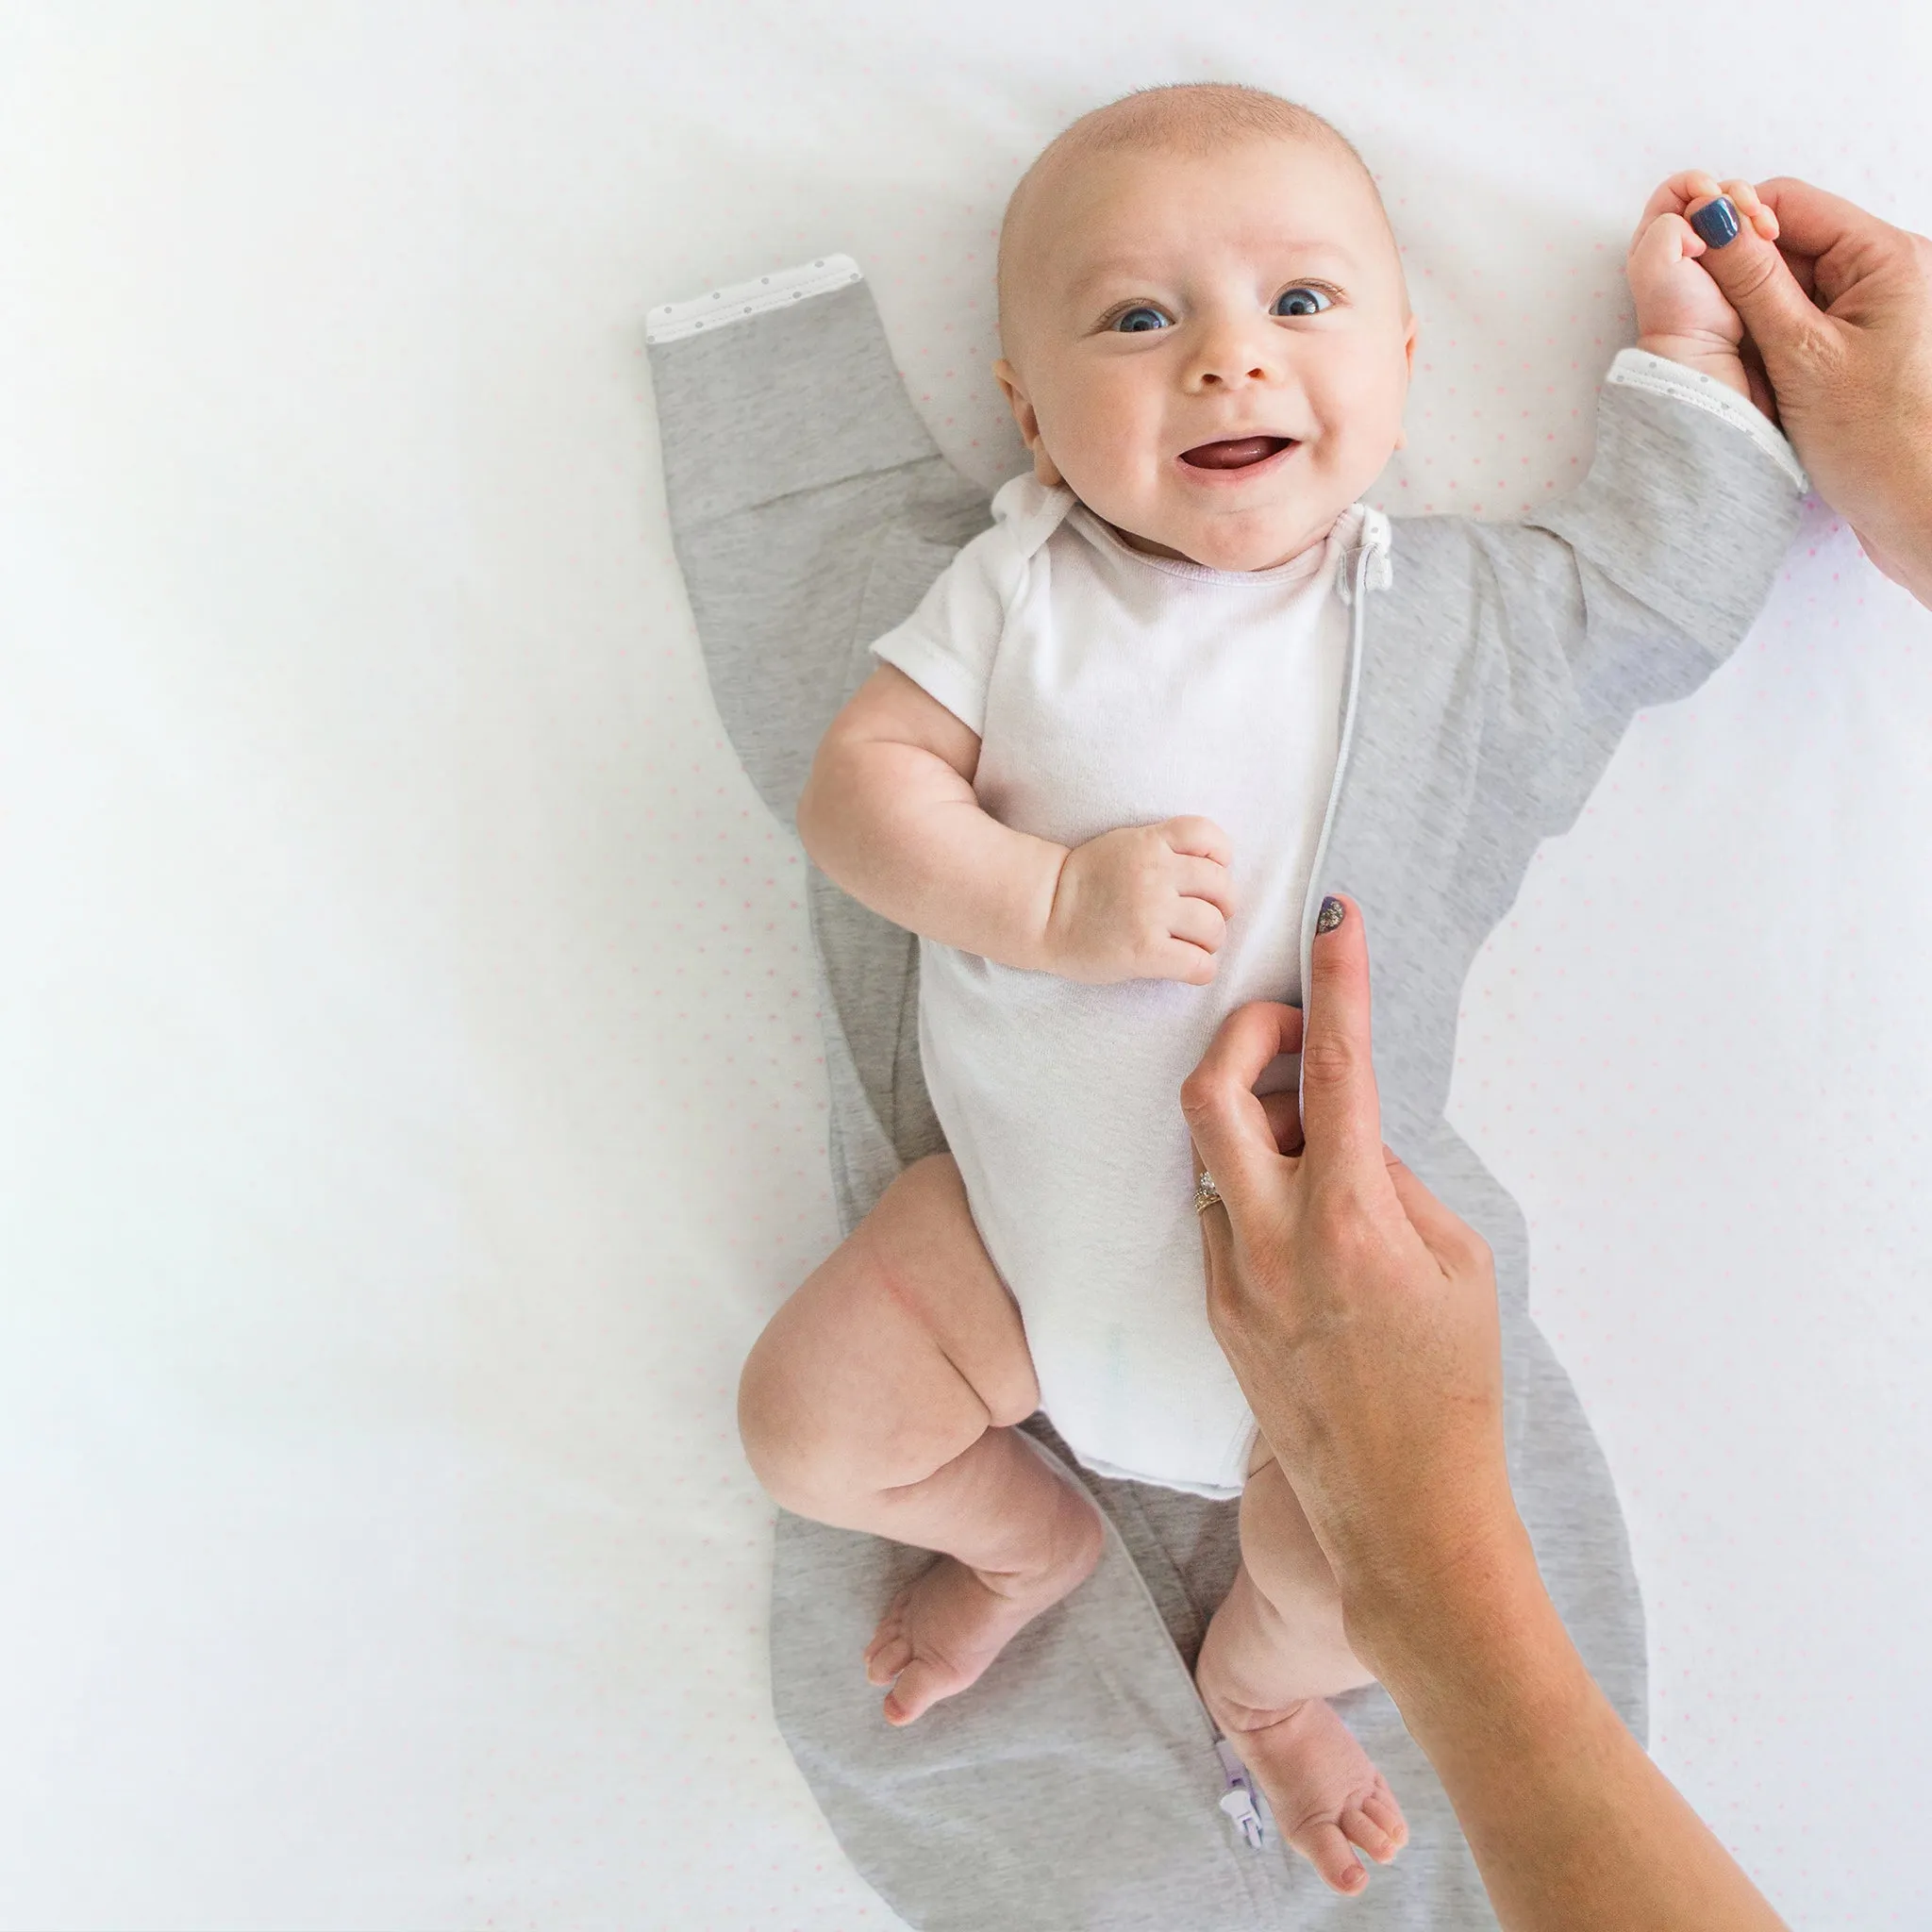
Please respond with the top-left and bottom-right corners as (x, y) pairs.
(1186, 322), (1283, 389)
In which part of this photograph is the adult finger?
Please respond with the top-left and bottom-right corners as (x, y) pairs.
(1296, 895), (1386, 1182)
(1687, 189), (1842, 377)
(1260, 1090), (1304, 1157)
(1189, 1127), (1237, 1299)
(1385, 1153), (1489, 1276)
(1755, 175), (1891, 268)
(1181, 1001), (1304, 1208)
(1759, 176), (1928, 312)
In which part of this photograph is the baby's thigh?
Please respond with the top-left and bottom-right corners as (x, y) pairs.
(1238, 1440), (1344, 1627)
(738, 1155), (1040, 1494)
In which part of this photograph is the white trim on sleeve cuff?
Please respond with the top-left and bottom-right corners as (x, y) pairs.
(1607, 348), (1808, 493)
(645, 255), (864, 344)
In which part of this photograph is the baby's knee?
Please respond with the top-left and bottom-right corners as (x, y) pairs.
(736, 1293), (984, 1518)
(736, 1321), (842, 1515)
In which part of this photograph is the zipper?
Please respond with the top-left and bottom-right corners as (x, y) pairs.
(1216, 1737), (1267, 1850)
(1296, 506), (1391, 1004)
(1205, 510), (1388, 1859)
(1204, 509), (1387, 1859)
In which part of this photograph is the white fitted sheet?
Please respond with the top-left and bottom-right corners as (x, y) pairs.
(1, 3), (1927, 1926)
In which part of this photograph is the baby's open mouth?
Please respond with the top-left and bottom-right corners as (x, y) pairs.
(1179, 435), (1293, 471)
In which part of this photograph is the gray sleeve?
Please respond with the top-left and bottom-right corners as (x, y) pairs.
(1411, 355), (1806, 842)
(651, 276), (992, 832)
(650, 269), (990, 1224)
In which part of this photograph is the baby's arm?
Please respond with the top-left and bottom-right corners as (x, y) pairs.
(799, 664), (1235, 985)
(1628, 172), (1782, 412)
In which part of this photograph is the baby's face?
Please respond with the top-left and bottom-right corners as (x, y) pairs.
(996, 139), (1416, 573)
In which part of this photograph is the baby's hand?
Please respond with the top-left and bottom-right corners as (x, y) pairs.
(1628, 172), (1781, 407)
(1043, 817), (1235, 985)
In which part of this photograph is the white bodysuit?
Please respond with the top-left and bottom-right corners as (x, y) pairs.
(874, 476), (1365, 1498)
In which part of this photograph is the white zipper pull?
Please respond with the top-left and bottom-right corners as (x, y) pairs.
(1360, 507), (1393, 592)
(1335, 506), (1392, 604)
(1215, 1738), (1266, 1850)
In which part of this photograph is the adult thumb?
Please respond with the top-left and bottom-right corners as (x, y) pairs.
(1689, 193), (1837, 388)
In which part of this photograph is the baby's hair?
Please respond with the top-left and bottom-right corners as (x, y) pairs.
(1053, 82), (1367, 168)
(997, 82), (1396, 348)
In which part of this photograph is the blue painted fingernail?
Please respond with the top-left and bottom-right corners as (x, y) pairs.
(1690, 196), (1740, 248)
(1316, 896), (1345, 935)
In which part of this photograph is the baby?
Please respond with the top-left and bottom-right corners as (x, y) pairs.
(739, 83), (1801, 1896)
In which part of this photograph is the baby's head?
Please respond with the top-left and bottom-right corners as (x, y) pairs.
(995, 84), (1416, 573)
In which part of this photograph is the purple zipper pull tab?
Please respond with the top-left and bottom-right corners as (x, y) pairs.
(1215, 1738), (1265, 1850)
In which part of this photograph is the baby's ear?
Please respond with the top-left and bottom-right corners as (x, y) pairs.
(991, 357), (1030, 432)
(1393, 317), (1420, 450)
(993, 358), (1064, 487)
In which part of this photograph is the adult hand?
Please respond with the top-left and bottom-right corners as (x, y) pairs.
(1688, 177), (1932, 606)
(1180, 896), (1789, 1932)
(1180, 896), (1520, 1666)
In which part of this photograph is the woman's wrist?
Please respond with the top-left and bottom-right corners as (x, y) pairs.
(1346, 1510), (1624, 1852)
(1354, 1507), (1790, 1930)
(1341, 1501), (1559, 1717)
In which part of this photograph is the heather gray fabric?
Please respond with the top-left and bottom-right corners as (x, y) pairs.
(649, 273), (1800, 1931)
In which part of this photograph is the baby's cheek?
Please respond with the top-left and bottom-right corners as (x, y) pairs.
(1104, 408), (1168, 488)
(1312, 364), (1402, 459)
(1048, 393), (1138, 488)
(1080, 428), (1168, 522)
(1314, 423), (1397, 513)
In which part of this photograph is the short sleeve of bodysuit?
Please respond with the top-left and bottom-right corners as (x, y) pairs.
(871, 475), (1072, 737)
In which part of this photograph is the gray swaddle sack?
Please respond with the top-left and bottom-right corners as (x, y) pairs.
(647, 258), (1803, 1931)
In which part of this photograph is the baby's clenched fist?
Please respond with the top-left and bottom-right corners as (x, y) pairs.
(1041, 816), (1236, 985)
(1629, 171), (1782, 407)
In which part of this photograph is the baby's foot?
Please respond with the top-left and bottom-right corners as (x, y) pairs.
(862, 1469), (1103, 1725)
(1204, 1690), (1408, 1895)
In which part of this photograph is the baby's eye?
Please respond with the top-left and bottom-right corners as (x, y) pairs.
(1272, 287), (1332, 318)
(1111, 305), (1171, 333)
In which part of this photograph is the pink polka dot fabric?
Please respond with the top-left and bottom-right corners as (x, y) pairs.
(0, 5), (1925, 1927)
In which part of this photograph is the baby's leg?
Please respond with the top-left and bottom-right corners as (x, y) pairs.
(739, 1155), (1103, 1724)
(1194, 1441), (1408, 1893)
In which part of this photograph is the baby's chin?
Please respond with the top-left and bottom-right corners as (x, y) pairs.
(1108, 499), (1351, 575)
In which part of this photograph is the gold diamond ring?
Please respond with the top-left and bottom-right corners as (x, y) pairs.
(1192, 1171), (1224, 1215)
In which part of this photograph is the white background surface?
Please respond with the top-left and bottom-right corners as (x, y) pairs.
(3, 3), (1929, 1926)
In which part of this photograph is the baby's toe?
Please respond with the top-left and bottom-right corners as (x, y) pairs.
(863, 1598), (910, 1676)
(865, 1630), (912, 1686)
(1290, 1820), (1368, 1896)
(1361, 1784), (1408, 1849)
(883, 1658), (953, 1725)
(1340, 1802), (1400, 1865)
